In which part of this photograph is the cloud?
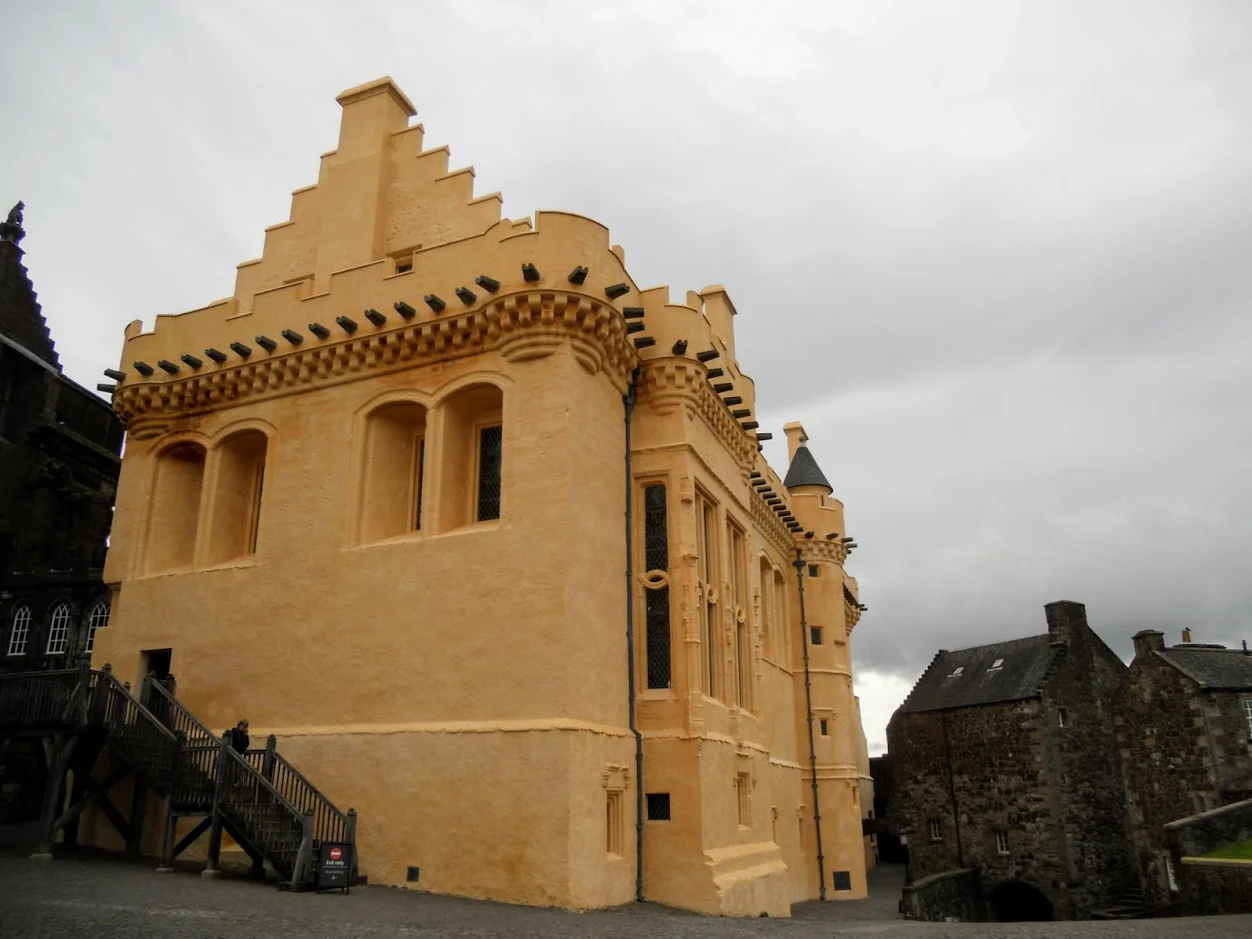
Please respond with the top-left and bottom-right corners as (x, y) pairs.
(3, 0), (1249, 758)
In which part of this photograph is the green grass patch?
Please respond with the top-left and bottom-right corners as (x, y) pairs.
(1202, 839), (1252, 860)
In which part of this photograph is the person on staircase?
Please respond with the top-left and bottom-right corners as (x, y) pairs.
(224, 719), (250, 754)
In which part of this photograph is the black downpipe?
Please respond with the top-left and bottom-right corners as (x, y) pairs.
(941, 709), (964, 867)
(794, 550), (826, 900)
(624, 367), (644, 902)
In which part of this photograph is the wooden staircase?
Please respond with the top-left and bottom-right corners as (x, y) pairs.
(0, 667), (355, 889)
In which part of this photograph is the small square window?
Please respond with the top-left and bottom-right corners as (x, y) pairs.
(395, 262), (412, 274)
(833, 870), (852, 891)
(929, 819), (942, 842)
(810, 626), (823, 645)
(995, 829), (1010, 855)
(808, 564), (819, 578)
(646, 792), (671, 821)
(819, 719), (829, 736)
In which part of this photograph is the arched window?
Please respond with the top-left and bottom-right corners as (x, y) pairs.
(204, 429), (268, 565)
(6, 605), (32, 656)
(147, 441), (207, 572)
(437, 384), (503, 531)
(358, 401), (428, 544)
(85, 600), (110, 654)
(45, 602), (73, 655)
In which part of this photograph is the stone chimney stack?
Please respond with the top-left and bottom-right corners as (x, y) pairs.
(1132, 630), (1166, 660)
(783, 421), (809, 464)
(1044, 600), (1088, 646)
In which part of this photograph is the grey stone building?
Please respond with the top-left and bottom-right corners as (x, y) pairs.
(1117, 629), (1252, 906)
(886, 600), (1136, 921)
(0, 202), (123, 674)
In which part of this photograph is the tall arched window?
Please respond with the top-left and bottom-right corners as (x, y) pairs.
(45, 602), (73, 655)
(6, 605), (32, 656)
(85, 600), (110, 654)
(204, 429), (268, 565)
(147, 441), (207, 573)
(358, 401), (427, 544)
(437, 384), (503, 531)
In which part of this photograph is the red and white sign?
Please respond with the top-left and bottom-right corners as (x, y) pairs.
(329, 846), (342, 862)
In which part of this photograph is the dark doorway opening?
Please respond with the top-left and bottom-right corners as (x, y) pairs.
(138, 648), (172, 682)
(988, 880), (1054, 921)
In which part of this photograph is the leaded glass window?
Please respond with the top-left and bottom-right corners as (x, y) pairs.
(643, 485), (670, 689)
(476, 425), (502, 521)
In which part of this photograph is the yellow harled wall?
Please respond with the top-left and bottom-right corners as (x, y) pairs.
(87, 77), (871, 915)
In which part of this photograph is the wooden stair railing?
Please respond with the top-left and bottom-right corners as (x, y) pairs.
(0, 668), (354, 888)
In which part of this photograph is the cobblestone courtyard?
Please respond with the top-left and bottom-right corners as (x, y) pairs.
(2, 850), (1251, 939)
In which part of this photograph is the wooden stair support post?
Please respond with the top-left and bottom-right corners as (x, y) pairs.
(31, 733), (78, 860)
(156, 731), (186, 872)
(202, 733), (232, 878)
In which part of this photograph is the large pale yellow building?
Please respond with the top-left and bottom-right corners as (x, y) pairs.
(91, 78), (872, 916)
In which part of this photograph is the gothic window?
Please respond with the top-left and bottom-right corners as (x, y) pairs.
(85, 600), (110, 654)
(358, 402), (427, 543)
(437, 383), (503, 531)
(45, 602), (72, 655)
(476, 425), (502, 521)
(642, 484), (670, 689)
(146, 442), (206, 573)
(695, 492), (719, 699)
(204, 430), (268, 565)
(774, 570), (789, 665)
(728, 522), (750, 709)
(6, 605), (32, 656)
(759, 558), (774, 661)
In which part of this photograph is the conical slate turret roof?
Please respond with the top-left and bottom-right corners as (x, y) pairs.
(783, 444), (832, 492)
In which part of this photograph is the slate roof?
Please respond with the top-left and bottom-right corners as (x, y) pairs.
(1159, 647), (1252, 691)
(783, 444), (832, 491)
(897, 634), (1058, 714)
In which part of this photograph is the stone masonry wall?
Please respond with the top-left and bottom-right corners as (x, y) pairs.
(1117, 653), (1216, 904)
(1039, 608), (1135, 916)
(1203, 689), (1252, 800)
(901, 867), (986, 922)
(1167, 798), (1252, 915)
(889, 699), (1066, 914)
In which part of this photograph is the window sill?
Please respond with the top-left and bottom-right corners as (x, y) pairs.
(640, 688), (675, 701)
(352, 520), (506, 550)
(198, 556), (263, 574)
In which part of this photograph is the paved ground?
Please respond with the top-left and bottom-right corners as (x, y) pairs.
(2, 849), (1251, 939)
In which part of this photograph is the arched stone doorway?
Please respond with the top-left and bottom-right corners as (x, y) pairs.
(988, 880), (1054, 921)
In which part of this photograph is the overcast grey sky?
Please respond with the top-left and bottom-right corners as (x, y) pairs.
(3, 1), (1250, 753)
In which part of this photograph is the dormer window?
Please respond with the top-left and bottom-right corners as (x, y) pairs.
(948, 666), (964, 678)
(988, 658), (1004, 671)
